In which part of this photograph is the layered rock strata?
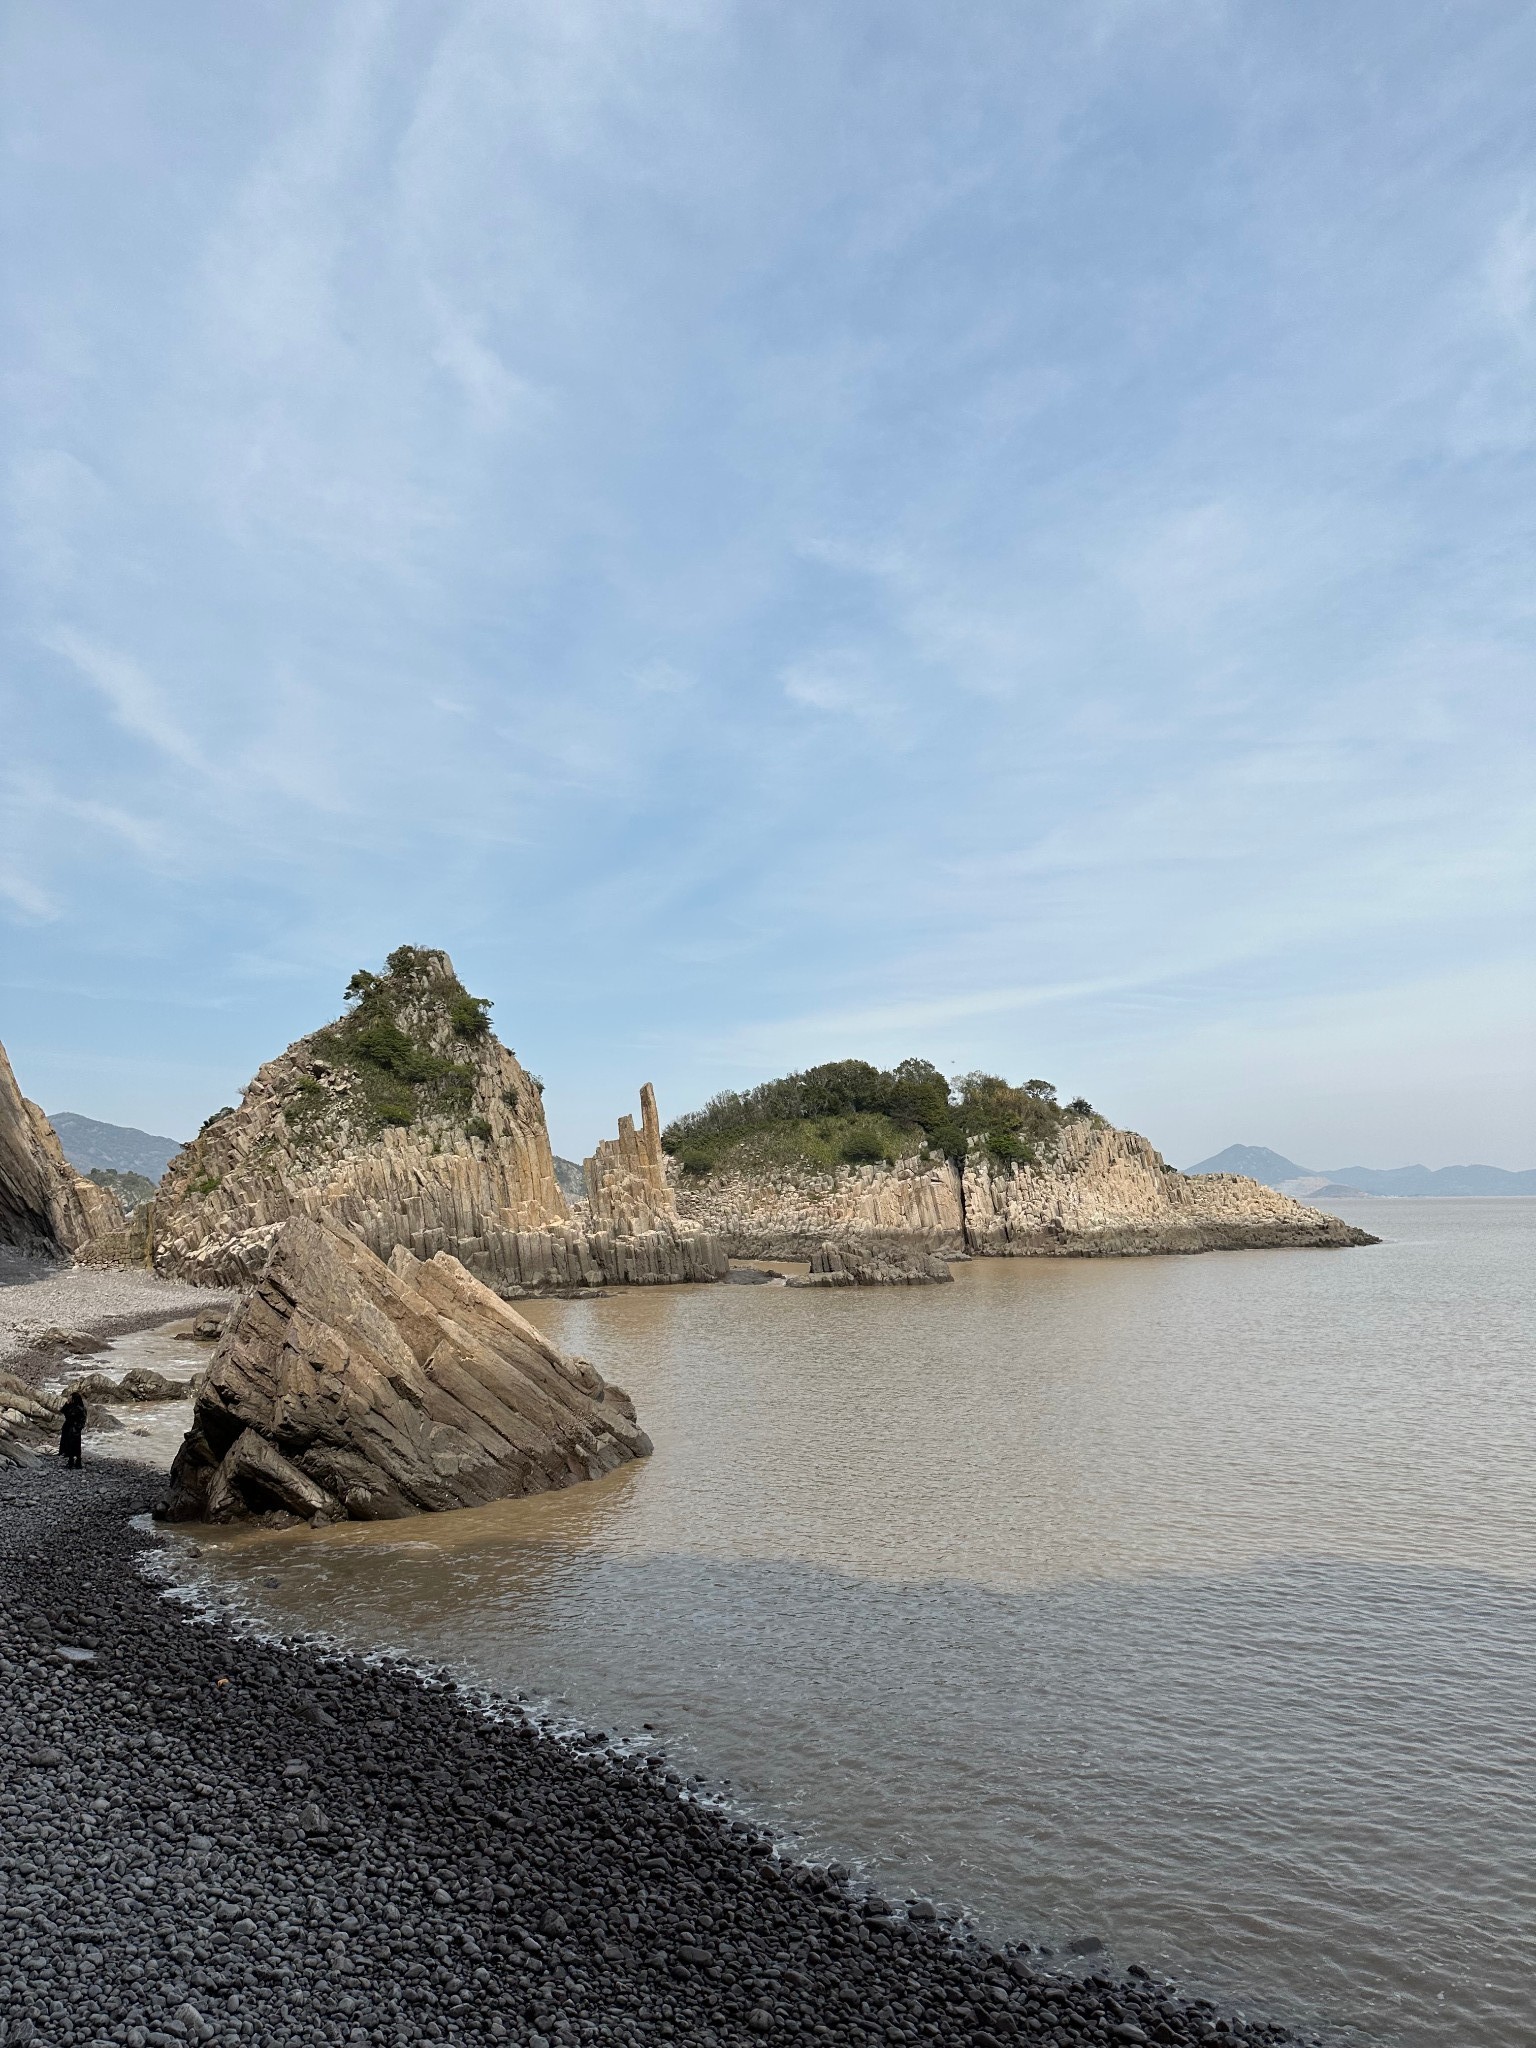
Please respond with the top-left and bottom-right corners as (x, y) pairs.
(674, 1118), (1376, 1258)
(89, 948), (725, 1290)
(160, 1214), (651, 1524)
(0, 1036), (123, 1257)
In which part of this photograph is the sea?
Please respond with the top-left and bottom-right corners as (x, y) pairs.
(104, 1200), (1534, 2047)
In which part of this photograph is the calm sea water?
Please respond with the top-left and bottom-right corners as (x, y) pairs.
(166, 1201), (1536, 2048)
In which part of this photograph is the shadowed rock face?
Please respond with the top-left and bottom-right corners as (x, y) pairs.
(159, 1214), (651, 1524)
(0, 1036), (123, 1257)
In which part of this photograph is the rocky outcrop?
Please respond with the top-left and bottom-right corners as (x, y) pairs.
(960, 1120), (1376, 1253)
(675, 1152), (966, 1261)
(585, 1084), (673, 1233)
(674, 1117), (1376, 1258)
(790, 1241), (954, 1287)
(0, 1037), (124, 1258)
(103, 947), (725, 1291)
(159, 1214), (652, 1524)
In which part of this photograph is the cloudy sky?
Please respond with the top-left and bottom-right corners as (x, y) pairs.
(3, 0), (1532, 1167)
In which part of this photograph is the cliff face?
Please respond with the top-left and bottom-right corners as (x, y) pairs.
(672, 1116), (1376, 1257)
(0, 1037), (123, 1257)
(112, 949), (725, 1290)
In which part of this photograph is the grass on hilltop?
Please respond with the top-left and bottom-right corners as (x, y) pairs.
(661, 1058), (1098, 1177)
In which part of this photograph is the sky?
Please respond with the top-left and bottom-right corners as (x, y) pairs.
(3, 0), (1533, 1170)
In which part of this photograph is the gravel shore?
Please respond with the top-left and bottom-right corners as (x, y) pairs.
(0, 1261), (232, 1383)
(0, 1462), (1300, 2048)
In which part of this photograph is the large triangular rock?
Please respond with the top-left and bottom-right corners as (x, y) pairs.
(159, 1214), (651, 1524)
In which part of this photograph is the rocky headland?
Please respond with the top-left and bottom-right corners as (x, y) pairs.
(158, 1214), (650, 1526)
(80, 948), (726, 1293)
(666, 1065), (1376, 1262)
(1, 1459), (1297, 2048)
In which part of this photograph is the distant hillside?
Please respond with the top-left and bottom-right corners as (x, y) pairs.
(1189, 1145), (1309, 1183)
(86, 1166), (157, 1212)
(49, 1112), (184, 1182)
(552, 1155), (586, 1204)
(1189, 1144), (1536, 1197)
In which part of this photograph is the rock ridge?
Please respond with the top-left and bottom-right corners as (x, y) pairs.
(674, 1118), (1376, 1258)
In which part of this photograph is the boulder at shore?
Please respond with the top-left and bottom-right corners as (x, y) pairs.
(159, 1215), (650, 1524)
(790, 1241), (954, 1287)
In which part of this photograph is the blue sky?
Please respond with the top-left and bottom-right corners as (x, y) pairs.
(3, 0), (1533, 1168)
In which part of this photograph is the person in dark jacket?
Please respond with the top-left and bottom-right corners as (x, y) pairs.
(58, 1390), (87, 1470)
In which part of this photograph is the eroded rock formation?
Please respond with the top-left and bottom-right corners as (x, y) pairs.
(90, 947), (725, 1290)
(674, 1117), (1376, 1258)
(159, 1214), (651, 1524)
(789, 1241), (954, 1287)
(0, 1036), (123, 1257)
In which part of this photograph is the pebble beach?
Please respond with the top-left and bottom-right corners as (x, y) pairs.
(0, 1457), (1294, 2048)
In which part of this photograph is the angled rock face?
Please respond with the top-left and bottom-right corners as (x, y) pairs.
(159, 1215), (652, 1524)
(111, 947), (724, 1290)
(0, 1036), (124, 1257)
(674, 1118), (1376, 1258)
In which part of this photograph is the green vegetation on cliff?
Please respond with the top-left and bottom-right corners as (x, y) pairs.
(284, 946), (489, 1144)
(86, 1166), (156, 1211)
(662, 1058), (1097, 1176)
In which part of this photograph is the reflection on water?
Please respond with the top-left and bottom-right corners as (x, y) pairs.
(175, 1203), (1536, 2048)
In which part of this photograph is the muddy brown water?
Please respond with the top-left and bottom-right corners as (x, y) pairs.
(153, 1201), (1534, 2047)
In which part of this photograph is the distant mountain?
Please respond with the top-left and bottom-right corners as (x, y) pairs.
(1188, 1145), (1310, 1182)
(1323, 1163), (1536, 1197)
(1276, 1176), (1371, 1202)
(1188, 1144), (1536, 1197)
(552, 1155), (586, 1204)
(50, 1112), (185, 1182)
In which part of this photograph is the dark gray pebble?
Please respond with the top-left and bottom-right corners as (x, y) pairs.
(0, 1461), (1294, 2048)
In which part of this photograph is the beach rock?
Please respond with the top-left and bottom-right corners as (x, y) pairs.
(159, 1213), (652, 1523)
(0, 1035), (124, 1257)
(97, 946), (726, 1291)
(34, 1326), (108, 1351)
(791, 1241), (953, 1287)
(205, 1429), (342, 1523)
(62, 1367), (193, 1404)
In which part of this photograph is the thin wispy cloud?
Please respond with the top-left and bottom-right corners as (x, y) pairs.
(1, 0), (1531, 1165)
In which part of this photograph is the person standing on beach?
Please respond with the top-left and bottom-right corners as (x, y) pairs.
(58, 1390), (86, 1470)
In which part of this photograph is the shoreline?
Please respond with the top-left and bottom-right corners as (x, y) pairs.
(0, 1257), (235, 1388)
(1, 1460), (1304, 2048)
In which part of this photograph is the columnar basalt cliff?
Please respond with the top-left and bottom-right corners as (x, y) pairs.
(159, 1214), (651, 1524)
(0, 1036), (123, 1257)
(673, 1121), (1375, 1258)
(84, 948), (725, 1290)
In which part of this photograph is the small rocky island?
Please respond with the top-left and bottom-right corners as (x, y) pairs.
(665, 1060), (1377, 1261)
